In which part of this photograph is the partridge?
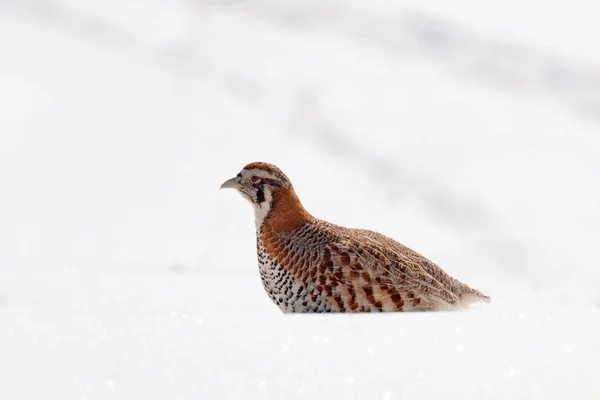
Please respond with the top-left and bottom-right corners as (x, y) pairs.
(220, 162), (489, 313)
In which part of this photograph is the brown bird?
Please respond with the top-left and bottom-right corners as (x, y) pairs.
(220, 162), (489, 313)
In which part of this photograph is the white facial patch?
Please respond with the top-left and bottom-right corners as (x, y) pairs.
(253, 186), (272, 229)
(238, 168), (277, 229)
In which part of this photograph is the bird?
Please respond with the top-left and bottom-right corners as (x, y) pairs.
(220, 162), (490, 313)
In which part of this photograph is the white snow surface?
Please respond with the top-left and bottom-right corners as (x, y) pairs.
(1, 0), (600, 399)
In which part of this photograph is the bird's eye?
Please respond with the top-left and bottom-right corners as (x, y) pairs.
(250, 175), (260, 184)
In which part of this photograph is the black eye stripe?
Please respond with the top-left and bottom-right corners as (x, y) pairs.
(251, 176), (281, 187)
(264, 178), (281, 187)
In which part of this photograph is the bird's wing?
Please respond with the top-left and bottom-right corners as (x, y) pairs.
(320, 229), (461, 311)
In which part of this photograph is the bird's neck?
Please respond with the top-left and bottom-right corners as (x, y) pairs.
(257, 187), (312, 235)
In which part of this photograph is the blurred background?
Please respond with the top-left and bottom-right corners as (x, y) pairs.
(1, 0), (599, 399)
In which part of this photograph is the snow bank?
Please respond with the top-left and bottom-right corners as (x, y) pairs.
(1, 0), (599, 398)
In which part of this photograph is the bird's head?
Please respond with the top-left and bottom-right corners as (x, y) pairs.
(220, 162), (306, 229)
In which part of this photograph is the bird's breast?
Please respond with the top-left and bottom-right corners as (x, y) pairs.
(256, 235), (332, 313)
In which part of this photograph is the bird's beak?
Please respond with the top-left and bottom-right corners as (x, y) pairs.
(220, 177), (243, 190)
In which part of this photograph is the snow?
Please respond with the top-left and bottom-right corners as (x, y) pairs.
(1, 0), (600, 399)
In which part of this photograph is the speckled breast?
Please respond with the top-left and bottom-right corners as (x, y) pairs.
(256, 236), (332, 313)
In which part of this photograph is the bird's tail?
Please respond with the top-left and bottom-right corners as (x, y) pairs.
(457, 284), (490, 307)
